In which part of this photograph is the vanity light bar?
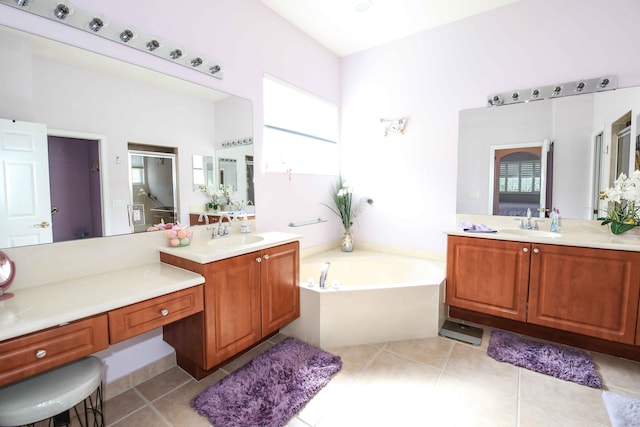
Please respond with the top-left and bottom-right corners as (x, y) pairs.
(0, 0), (224, 79)
(221, 137), (253, 148)
(487, 75), (617, 106)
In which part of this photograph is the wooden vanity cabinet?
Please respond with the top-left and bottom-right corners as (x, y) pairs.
(161, 241), (299, 377)
(528, 244), (640, 344)
(446, 236), (530, 321)
(447, 235), (640, 344)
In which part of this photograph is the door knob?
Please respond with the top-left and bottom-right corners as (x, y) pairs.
(34, 221), (50, 228)
(263, 254), (270, 260)
(522, 247), (529, 253)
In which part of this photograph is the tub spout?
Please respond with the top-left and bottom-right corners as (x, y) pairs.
(319, 262), (331, 288)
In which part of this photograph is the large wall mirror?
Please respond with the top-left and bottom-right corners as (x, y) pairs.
(0, 24), (253, 248)
(457, 85), (640, 220)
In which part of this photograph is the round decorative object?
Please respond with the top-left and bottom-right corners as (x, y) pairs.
(0, 251), (16, 301)
(341, 231), (353, 252)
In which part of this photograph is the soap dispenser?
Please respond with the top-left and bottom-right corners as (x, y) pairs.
(550, 208), (560, 232)
(240, 214), (251, 233)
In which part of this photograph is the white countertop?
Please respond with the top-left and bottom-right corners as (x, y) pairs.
(159, 231), (302, 264)
(0, 263), (204, 342)
(451, 214), (640, 251)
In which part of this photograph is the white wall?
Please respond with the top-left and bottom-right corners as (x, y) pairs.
(341, 0), (640, 254)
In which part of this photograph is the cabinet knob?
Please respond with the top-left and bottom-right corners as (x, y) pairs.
(533, 248), (540, 254)
(263, 254), (270, 260)
(160, 309), (169, 317)
(522, 247), (529, 253)
(35, 349), (47, 359)
(256, 257), (262, 263)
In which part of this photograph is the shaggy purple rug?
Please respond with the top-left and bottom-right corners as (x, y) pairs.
(191, 337), (342, 427)
(487, 330), (602, 388)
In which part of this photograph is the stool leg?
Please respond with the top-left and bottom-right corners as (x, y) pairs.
(71, 383), (103, 427)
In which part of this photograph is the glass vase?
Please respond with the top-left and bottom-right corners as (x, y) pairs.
(341, 230), (353, 252)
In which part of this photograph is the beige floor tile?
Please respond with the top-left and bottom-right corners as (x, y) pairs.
(519, 401), (609, 427)
(430, 372), (518, 427)
(135, 366), (193, 402)
(324, 344), (381, 378)
(385, 336), (454, 369)
(151, 369), (227, 427)
(296, 375), (355, 426)
(519, 369), (610, 426)
(110, 406), (170, 427)
(103, 389), (146, 425)
(444, 342), (519, 395)
(593, 352), (640, 393)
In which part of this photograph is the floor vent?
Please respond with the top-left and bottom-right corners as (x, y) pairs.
(439, 320), (483, 346)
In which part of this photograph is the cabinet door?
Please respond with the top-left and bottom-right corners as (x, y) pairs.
(446, 236), (530, 321)
(528, 244), (640, 344)
(203, 252), (262, 368)
(261, 241), (300, 336)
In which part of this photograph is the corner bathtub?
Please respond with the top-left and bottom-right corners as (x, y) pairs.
(281, 250), (446, 348)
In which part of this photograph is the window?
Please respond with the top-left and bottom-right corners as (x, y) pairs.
(499, 160), (541, 193)
(130, 155), (145, 185)
(263, 75), (339, 175)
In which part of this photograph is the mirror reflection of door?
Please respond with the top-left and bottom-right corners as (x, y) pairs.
(128, 144), (178, 233)
(0, 119), (53, 247)
(491, 142), (553, 217)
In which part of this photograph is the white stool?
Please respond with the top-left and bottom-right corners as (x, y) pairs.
(0, 356), (103, 427)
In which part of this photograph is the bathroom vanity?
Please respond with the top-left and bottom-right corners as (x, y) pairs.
(159, 232), (300, 379)
(447, 215), (640, 360)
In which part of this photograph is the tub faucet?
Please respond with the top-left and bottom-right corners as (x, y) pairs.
(319, 262), (331, 289)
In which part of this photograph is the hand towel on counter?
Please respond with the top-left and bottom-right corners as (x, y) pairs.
(457, 222), (497, 233)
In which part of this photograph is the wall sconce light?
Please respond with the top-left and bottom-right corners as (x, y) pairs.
(380, 117), (408, 136)
(88, 17), (103, 32)
(0, 0), (225, 79)
(119, 29), (134, 43)
(145, 39), (159, 51)
(53, 3), (69, 19)
(487, 75), (617, 106)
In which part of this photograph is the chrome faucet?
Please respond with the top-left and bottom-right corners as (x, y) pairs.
(213, 213), (232, 238)
(520, 208), (539, 230)
(319, 262), (331, 289)
(198, 212), (210, 225)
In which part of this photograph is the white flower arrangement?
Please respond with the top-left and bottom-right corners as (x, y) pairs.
(206, 184), (233, 209)
(599, 170), (640, 234)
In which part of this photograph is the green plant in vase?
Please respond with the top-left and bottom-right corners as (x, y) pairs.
(322, 176), (365, 252)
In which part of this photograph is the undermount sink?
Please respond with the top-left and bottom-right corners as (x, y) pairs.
(206, 235), (265, 247)
(500, 229), (562, 238)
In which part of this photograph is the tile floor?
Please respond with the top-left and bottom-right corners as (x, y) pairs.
(102, 328), (640, 427)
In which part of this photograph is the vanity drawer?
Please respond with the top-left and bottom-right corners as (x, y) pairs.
(108, 285), (204, 344)
(0, 314), (109, 387)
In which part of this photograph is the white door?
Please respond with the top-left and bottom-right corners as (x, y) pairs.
(0, 119), (53, 247)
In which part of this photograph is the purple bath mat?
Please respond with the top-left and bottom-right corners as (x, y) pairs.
(191, 337), (342, 427)
(487, 330), (602, 388)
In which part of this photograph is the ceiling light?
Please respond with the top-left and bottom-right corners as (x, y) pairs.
(599, 78), (610, 89)
(169, 49), (182, 60)
(190, 57), (203, 67)
(209, 65), (221, 74)
(354, 0), (372, 13)
(14, 0), (28, 6)
(575, 81), (585, 92)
